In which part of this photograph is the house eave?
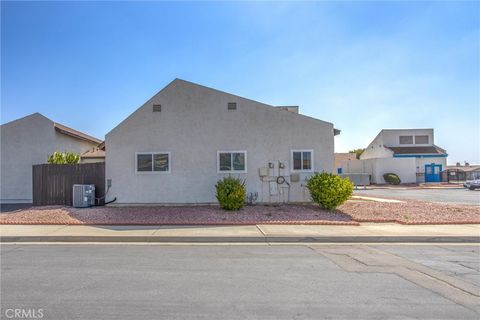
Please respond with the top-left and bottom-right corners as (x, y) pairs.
(393, 154), (448, 158)
(54, 123), (102, 145)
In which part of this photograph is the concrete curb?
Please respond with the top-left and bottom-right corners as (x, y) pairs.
(1, 236), (479, 243)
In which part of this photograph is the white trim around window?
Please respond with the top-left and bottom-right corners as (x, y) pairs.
(290, 149), (314, 172)
(135, 152), (171, 174)
(217, 150), (247, 174)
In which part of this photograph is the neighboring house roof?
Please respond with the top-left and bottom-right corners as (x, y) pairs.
(54, 122), (102, 145)
(446, 165), (480, 172)
(385, 145), (447, 155)
(81, 147), (106, 159)
(1, 112), (102, 145)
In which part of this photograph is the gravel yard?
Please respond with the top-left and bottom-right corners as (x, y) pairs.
(342, 200), (479, 224)
(1, 199), (478, 225)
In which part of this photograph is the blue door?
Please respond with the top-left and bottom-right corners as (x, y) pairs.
(425, 164), (442, 182)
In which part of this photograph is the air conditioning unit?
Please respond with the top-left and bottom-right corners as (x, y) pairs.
(72, 184), (95, 208)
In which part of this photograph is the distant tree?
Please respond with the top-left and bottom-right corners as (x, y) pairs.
(349, 148), (365, 160)
(47, 151), (80, 164)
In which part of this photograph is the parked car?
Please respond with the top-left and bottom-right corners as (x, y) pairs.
(463, 179), (480, 190)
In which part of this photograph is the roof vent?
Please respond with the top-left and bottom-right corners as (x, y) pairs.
(227, 102), (237, 110)
(153, 104), (162, 112)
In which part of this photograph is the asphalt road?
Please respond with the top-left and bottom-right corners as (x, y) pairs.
(354, 187), (480, 205)
(1, 244), (478, 319)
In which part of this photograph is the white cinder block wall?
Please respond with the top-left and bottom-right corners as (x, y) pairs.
(106, 79), (335, 204)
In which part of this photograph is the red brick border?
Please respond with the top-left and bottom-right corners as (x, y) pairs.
(352, 218), (480, 225)
(1, 219), (479, 225)
(0, 220), (360, 226)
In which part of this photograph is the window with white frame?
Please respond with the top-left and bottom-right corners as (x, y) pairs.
(291, 150), (313, 172)
(136, 152), (170, 173)
(217, 151), (246, 173)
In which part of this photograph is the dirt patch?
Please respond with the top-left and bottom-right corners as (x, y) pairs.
(1, 200), (478, 225)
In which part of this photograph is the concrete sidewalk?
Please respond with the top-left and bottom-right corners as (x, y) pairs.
(1, 223), (479, 243)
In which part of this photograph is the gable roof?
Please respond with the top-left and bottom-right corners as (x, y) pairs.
(107, 78), (337, 136)
(54, 122), (102, 145)
(174, 78), (333, 125)
(1, 112), (102, 145)
(385, 145), (447, 155)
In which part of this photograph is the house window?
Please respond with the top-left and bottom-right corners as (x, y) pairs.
(291, 150), (313, 172)
(415, 135), (429, 144)
(217, 151), (246, 173)
(136, 152), (171, 173)
(399, 136), (413, 145)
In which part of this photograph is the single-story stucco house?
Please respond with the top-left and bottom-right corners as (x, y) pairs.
(105, 79), (338, 204)
(0, 113), (102, 203)
(339, 129), (447, 184)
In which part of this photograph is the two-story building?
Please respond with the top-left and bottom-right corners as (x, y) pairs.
(360, 129), (447, 183)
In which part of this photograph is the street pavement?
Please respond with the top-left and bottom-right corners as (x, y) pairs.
(1, 244), (478, 319)
(354, 188), (480, 205)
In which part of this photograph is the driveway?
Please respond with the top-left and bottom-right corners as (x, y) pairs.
(354, 188), (480, 205)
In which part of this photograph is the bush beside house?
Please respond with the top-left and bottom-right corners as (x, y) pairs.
(307, 172), (353, 210)
(383, 173), (401, 185)
(215, 176), (246, 210)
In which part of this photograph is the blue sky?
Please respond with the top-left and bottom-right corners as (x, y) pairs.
(2, 1), (479, 164)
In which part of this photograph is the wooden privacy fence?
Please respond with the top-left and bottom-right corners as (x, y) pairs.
(32, 163), (105, 206)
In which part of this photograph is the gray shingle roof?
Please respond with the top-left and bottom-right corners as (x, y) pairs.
(385, 145), (447, 155)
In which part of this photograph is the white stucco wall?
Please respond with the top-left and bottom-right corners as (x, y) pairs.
(414, 157), (448, 183)
(106, 79), (335, 204)
(342, 159), (373, 174)
(360, 132), (392, 160)
(341, 158), (416, 184)
(415, 157), (447, 173)
(381, 129), (434, 147)
(0, 113), (98, 203)
(368, 158), (417, 184)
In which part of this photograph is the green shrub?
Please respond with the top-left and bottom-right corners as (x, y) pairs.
(47, 151), (80, 164)
(383, 173), (401, 185)
(215, 176), (246, 210)
(306, 172), (353, 210)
